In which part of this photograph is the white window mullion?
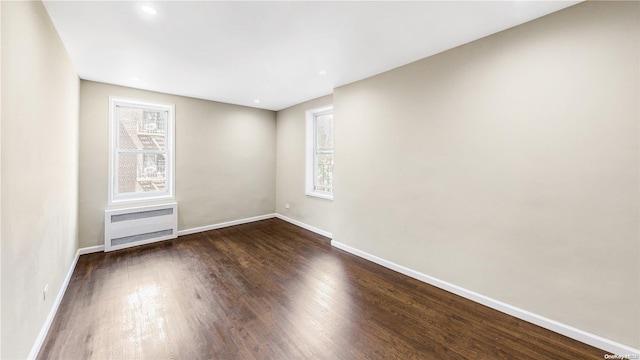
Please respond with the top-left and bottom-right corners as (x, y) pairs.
(117, 149), (167, 154)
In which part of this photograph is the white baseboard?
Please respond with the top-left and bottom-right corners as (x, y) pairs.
(178, 213), (333, 239)
(177, 213), (276, 236)
(78, 244), (104, 255)
(28, 250), (78, 359)
(28, 243), (109, 359)
(275, 214), (332, 238)
(330, 240), (639, 357)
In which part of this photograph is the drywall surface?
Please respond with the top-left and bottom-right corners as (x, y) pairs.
(0, 2), (3, 356)
(79, 81), (276, 247)
(333, 1), (639, 347)
(276, 95), (334, 234)
(1, 1), (80, 358)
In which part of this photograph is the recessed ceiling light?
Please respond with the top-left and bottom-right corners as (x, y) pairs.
(141, 5), (157, 15)
(254, 99), (260, 103)
(319, 70), (328, 76)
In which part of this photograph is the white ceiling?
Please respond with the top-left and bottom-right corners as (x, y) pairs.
(43, 1), (580, 111)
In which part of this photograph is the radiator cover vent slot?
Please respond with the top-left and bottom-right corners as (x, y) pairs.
(104, 203), (178, 252)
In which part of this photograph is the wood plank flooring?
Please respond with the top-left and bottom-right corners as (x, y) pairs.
(38, 218), (606, 359)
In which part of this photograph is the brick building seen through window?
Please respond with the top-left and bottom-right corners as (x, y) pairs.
(114, 105), (170, 199)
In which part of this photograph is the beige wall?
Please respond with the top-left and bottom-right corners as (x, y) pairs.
(1, 1), (80, 358)
(79, 81), (276, 248)
(0, 1), (3, 356)
(333, 1), (639, 348)
(276, 95), (334, 233)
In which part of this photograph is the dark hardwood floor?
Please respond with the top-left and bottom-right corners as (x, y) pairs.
(38, 218), (606, 359)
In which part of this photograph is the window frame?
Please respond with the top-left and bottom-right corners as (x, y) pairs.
(305, 104), (334, 200)
(108, 96), (175, 204)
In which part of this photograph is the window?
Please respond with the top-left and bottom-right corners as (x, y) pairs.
(109, 97), (174, 204)
(305, 105), (334, 200)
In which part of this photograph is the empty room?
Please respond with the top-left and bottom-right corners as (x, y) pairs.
(1, 0), (639, 359)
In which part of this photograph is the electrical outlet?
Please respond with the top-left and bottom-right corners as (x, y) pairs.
(43, 284), (49, 301)
(285, 203), (290, 209)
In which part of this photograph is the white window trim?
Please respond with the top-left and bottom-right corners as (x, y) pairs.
(305, 104), (334, 200)
(108, 96), (175, 205)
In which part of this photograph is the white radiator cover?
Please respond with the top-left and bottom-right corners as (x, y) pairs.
(104, 203), (178, 252)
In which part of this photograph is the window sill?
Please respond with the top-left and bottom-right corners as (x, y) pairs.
(306, 191), (333, 201)
(110, 193), (174, 206)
